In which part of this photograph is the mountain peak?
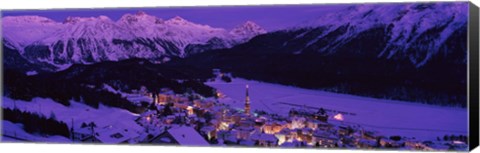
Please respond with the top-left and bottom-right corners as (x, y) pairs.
(2, 15), (57, 25)
(63, 16), (83, 24)
(135, 11), (148, 16)
(98, 15), (112, 21)
(165, 16), (192, 25)
(171, 16), (186, 21)
(63, 16), (112, 24)
(230, 21), (266, 40)
(243, 20), (260, 27)
(304, 3), (466, 28)
(295, 2), (468, 67)
(118, 11), (163, 25)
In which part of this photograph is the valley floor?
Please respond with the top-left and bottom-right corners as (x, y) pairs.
(206, 78), (468, 140)
(0, 77), (468, 149)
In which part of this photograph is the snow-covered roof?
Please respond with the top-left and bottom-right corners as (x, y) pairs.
(237, 126), (255, 131)
(239, 139), (256, 146)
(277, 128), (291, 135)
(425, 142), (450, 150)
(200, 126), (216, 133)
(94, 125), (139, 144)
(126, 95), (152, 104)
(313, 130), (338, 140)
(301, 128), (313, 134)
(167, 125), (210, 146)
(224, 133), (238, 142)
(358, 139), (377, 146)
(140, 110), (157, 117)
(250, 133), (277, 142)
(280, 140), (301, 147)
(74, 127), (92, 135)
(210, 119), (219, 125)
(277, 121), (288, 125)
(174, 112), (186, 117)
(190, 117), (203, 124)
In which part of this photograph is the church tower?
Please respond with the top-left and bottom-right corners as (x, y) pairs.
(245, 84), (251, 115)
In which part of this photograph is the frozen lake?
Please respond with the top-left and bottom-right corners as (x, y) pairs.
(206, 78), (468, 140)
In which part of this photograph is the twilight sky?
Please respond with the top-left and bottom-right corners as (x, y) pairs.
(2, 4), (351, 31)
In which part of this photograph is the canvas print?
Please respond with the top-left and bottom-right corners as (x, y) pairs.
(0, 2), (473, 151)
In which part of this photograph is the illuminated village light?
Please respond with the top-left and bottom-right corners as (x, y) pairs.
(216, 92), (225, 98)
(333, 113), (344, 121)
(187, 106), (194, 115)
(453, 140), (465, 144)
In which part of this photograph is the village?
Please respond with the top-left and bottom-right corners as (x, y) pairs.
(67, 78), (469, 152)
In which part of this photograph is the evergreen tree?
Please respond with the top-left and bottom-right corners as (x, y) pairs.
(318, 108), (326, 115)
(3, 108), (70, 138)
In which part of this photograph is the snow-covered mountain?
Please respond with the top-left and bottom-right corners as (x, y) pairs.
(2, 2), (467, 72)
(174, 2), (468, 106)
(291, 2), (468, 67)
(2, 16), (63, 50)
(230, 21), (267, 42)
(2, 11), (266, 68)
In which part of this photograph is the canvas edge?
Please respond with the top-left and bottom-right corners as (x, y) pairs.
(0, 9), (4, 143)
(468, 1), (479, 151)
(0, 1), (476, 152)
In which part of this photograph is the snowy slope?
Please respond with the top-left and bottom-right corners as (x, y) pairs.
(2, 12), (266, 66)
(2, 16), (63, 52)
(2, 97), (144, 135)
(2, 120), (71, 142)
(294, 2), (468, 67)
(206, 78), (467, 140)
(230, 21), (267, 42)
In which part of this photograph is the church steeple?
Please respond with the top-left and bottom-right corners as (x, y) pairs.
(245, 84), (251, 115)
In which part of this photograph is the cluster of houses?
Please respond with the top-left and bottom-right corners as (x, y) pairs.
(69, 86), (469, 151)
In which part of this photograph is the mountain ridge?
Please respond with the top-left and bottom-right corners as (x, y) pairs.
(2, 12), (267, 69)
(166, 2), (468, 106)
(288, 3), (468, 67)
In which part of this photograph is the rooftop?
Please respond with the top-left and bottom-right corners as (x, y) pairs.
(167, 125), (210, 146)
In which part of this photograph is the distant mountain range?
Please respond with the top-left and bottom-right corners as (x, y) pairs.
(168, 2), (468, 106)
(2, 2), (469, 106)
(2, 11), (266, 70)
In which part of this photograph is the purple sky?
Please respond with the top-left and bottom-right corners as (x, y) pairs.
(2, 4), (351, 31)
